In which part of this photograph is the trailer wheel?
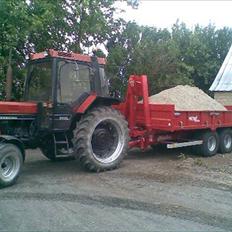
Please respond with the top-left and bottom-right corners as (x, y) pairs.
(218, 129), (232, 154)
(200, 131), (219, 157)
(73, 107), (129, 172)
(0, 143), (23, 188)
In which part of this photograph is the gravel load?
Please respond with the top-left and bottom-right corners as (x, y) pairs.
(148, 85), (227, 111)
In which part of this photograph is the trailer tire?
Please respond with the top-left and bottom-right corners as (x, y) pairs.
(200, 131), (219, 157)
(218, 129), (232, 154)
(0, 143), (23, 188)
(73, 107), (129, 172)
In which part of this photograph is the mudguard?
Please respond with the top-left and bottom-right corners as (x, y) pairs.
(73, 95), (121, 114)
(0, 135), (25, 161)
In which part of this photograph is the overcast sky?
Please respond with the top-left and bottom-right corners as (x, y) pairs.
(116, 1), (232, 29)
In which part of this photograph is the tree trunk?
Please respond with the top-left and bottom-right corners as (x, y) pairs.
(5, 49), (13, 101)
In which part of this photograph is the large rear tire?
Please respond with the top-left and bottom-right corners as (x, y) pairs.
(73, 107), (129, 172)
(0, 143), (23, 188)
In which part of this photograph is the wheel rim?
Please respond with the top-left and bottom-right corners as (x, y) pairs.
(224, 134), (232, 149)
(207, 136), (217, 152)
(0, 151), (20, 181)
(91, 119), (124, 164)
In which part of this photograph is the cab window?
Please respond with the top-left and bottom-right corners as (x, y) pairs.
(57, 61), (91, 103)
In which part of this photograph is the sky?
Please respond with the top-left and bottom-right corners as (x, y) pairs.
(116, 1), (232, 29)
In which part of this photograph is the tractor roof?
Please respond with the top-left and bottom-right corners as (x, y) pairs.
(29, 49), (106, 65)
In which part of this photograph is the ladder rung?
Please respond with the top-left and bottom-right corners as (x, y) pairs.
(55, 141), (68, 144)
(53, 133), (70, 158)
(56, 154), (72, 158)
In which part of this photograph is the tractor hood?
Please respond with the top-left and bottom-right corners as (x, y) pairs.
(0, 101), (37, 114)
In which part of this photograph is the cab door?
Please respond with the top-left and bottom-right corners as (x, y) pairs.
(52, 59), (92, 131)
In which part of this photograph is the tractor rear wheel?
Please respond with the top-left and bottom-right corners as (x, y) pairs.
(0, 143), (23, 188)
(73, 107), (129, 172)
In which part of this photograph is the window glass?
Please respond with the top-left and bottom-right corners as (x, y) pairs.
(27, 62), (52, 102)
(99, 67), (109, 96)
(57, 61), (91, 103)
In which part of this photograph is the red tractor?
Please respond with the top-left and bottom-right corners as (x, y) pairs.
(0, 49), (129, 188)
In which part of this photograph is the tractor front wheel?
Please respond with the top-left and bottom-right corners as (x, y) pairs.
(0, 143), (23, 188)
(73, 107), (129, 172)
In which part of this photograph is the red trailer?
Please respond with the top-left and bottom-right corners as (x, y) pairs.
(115, 75), (232, 157)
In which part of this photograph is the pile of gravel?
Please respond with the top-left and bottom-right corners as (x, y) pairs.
(149, 85), (227, 111)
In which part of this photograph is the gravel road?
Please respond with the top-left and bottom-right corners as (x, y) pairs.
(0, 148), (232, 231)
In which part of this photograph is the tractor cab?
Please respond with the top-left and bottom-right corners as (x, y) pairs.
(25, 49), (109, 105)
(23, 50), (111, 132)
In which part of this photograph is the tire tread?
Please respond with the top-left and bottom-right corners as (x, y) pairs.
(73, 106), (129, 172)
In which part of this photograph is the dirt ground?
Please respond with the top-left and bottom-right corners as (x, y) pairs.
(0, 147), (232, 231)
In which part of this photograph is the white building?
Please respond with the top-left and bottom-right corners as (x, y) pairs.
(210, 45), (232, 105)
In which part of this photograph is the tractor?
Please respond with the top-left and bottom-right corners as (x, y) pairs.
(0, 49), (129, 188)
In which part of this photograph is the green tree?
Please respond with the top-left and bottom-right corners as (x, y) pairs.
(177, 24), (232, 92)
(0, 0), (30, 100)
(107, 20), (232, 96)
(107, 23), (193, 95)
(1, 0), (232, 101)
(0, 0), (129, 99)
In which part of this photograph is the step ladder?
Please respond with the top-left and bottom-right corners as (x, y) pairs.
(53, 133), (74, 158)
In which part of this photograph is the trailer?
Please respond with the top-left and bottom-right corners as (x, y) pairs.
(115, 75), (232, 156)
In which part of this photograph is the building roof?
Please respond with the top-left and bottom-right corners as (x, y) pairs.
(209, 45), (232, 91)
